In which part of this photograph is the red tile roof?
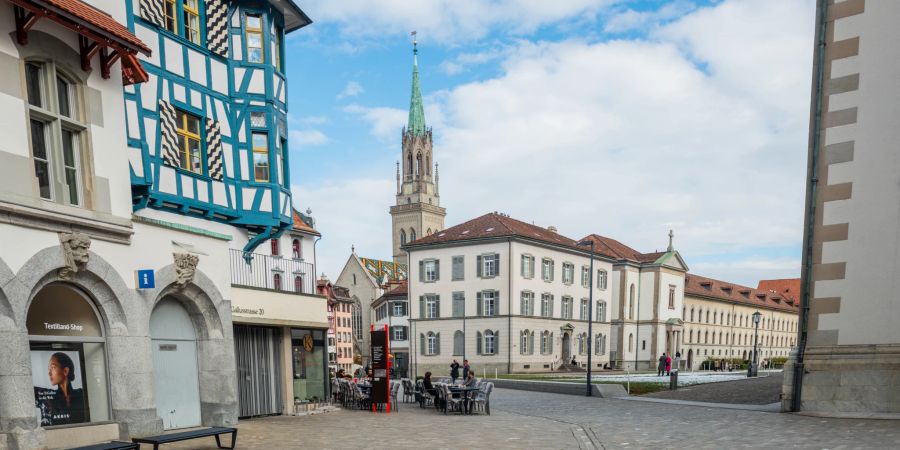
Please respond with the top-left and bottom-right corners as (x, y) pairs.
(757, 278), (801, 302)
(22, 0), (151, 54)
(383, 280), (408, 297)
(292, 209), (320, 235)
(685, 274), (799, 313)
(408, 212), (585, 252)
(579, 235), (666, 262)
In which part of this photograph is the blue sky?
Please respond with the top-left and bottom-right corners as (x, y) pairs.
(281, 0), (815, 286)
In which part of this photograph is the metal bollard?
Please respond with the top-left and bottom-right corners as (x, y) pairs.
(669, 371), (678, 390)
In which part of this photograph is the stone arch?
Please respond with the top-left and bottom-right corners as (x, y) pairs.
(0, 257), (16, 331)
(15, 246), (134, 336)
(141, 264), (227, 341)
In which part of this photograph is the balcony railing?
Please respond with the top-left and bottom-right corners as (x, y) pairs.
(229, 249), (315, 295)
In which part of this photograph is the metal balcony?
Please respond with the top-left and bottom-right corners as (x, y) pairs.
(229, 249), (314, 295)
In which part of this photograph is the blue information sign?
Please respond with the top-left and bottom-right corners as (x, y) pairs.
(136, 270), (155, 289)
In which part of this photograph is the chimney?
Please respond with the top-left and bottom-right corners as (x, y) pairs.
(548, 226), (558, 233)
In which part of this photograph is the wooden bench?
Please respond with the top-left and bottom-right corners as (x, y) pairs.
(131, 427), (237, 450)
(69, 442), (139, 450)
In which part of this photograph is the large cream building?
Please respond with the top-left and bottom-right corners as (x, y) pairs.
(405, 213), (799, 375)
(785, 0), (900, 414)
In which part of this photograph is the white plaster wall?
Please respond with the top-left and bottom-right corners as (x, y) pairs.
(815, 2), (900, 346)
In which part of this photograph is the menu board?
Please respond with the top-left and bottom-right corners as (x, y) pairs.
(370, 328), (389, 405)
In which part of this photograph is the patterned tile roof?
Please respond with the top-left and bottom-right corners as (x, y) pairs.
(685, 274), (800, 313)
(360, 257), (408, 287)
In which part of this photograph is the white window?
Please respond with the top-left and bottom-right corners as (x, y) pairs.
(424, 260), (437, 282)
(520, 291), (533, 316)
(596, 301), (607, 322)
(425, 295), (438, 318)
(521, 254), (534, 278)
(483, 254), (498, 277)
(581, 267), (590, 287)
(484, 330), (496, 355)
(561, 296), (572, 319)
(598, 270), (608, 289)
(483, 290), (496, 316)
(562, 263), (574, 284)
(392, 326), (406, 341)
(541, 293), (553, 318)
(26, 62), (85, 206)
(542, 258), (554, 281)
(580, 298), (588, 320)
(392, 302), (406, 317)
(427, 332), (437, 355)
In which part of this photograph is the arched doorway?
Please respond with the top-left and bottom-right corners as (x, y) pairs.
(151, 298), (201, 429)
(561, 332), (571, 361)
(687, 349), (693, 371)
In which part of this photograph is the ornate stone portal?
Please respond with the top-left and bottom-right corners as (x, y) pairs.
(58, 232), (91, 279)
(173, 252), (199, 290)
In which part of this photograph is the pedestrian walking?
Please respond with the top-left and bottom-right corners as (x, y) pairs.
(665, 354), (672, 376)
(450, 359), (460, 383)
(657, 353), (666, 376)
(462, 359), (470, 379)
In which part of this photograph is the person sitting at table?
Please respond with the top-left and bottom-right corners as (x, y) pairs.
(423, 372), (444, 409)
(463, 371), (476, 387)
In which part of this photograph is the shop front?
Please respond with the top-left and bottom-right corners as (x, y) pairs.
(230, 286), (329, 417)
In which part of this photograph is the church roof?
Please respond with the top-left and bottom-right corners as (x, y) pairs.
(359, 257), (408, 287)
(406, 43), (427, 136)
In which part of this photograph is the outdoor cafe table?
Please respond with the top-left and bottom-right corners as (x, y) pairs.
(447, 386), (480, 414)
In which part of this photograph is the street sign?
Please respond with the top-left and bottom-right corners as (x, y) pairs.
(370, 325), (390, 412)
(136, 270), (155, 289)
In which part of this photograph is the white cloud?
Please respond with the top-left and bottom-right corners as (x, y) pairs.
(604, 1), (696, 33)
(292, 115), (329, 126)
(440, 47), (509, 75)
(343, 104), (408, 141)
(302, 0), (617, 42)
(337, 81), (365, 99)
(308, 0), (813, 283)
(292, 178), (395, 279)
(289, 129), (329, 147)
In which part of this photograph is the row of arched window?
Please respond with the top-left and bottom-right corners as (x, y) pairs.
(269, 237), (303, 259)
(684, 329), (795, 347)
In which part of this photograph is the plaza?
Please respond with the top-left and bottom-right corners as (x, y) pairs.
(156, 386), (900, 449)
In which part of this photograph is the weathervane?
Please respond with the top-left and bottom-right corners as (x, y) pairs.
(410, 30), (417, 54)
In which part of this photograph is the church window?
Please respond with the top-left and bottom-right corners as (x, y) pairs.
(410, 228), (416, 241)
(272, 273), (282, 290)
(426, 155), (431, 175)
(175, 110), (203, 174)
(407, 153), (412, 175)
(668, 285), (676, 309)
(628, 284), (635, 319)
(294, 275), (302, 293)
(416, 153), (422, 178)
(246, 13), (264, 63)
(400, 229), (407, 246)
(252, 132), (270, 182)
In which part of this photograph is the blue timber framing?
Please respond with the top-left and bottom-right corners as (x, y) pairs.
(123, 0), (308, 252)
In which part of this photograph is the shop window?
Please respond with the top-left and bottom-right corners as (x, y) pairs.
(26, 283), (109, 426)
(292, 329), (326, 402)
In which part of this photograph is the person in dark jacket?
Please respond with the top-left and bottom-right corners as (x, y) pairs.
(462, 359), (471, 379)
(450, 359), (461, 383)
(657, 353), (667, 376)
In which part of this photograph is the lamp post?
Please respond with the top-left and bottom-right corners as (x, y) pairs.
(748, 311), (761, 377)
(577, 239), (595, 397)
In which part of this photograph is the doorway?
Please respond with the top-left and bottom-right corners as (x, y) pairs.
(687, 349), (693, 371)
(562, 332), (571, 362)
(150, 298), (201, 430)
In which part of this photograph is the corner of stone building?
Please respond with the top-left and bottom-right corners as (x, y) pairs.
(2, 426), (45, 450)
(780, 348), (798, 412)
(113, 408), (163, 439)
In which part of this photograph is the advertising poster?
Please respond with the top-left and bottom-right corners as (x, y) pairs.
(31, 348), (90, 426)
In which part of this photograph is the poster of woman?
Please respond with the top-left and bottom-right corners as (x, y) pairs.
(31, 350), (89, 426)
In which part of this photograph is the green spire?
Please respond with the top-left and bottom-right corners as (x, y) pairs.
(407, 41), (427, 136)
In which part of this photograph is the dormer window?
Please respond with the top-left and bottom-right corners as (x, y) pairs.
(700, 281), (712, 290)
(740, 289), (750, 297)
(721, 286), (732, 294)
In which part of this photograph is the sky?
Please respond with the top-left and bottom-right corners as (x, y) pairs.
(283, 0), (816, 287)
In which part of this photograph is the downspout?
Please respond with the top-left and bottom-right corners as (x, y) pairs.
(242, 225), (277, 261)
(634, 265), (642, 371)
(508, 239), (513, 375)
(313, 235), (322, 281)
(792, 0), (828, 413)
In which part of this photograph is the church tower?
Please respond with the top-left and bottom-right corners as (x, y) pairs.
(391, 40), (446, 265)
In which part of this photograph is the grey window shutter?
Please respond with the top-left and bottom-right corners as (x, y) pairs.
(435, 259), (440, 280)
(419, 261), (424, 282)
(520, 255), (525, 277)
(530, 331), (535, 354)
(139, 0), (165, 27)
(419, 296), (425, 318)
(520, 332), (525, 355)
(476, 255), (483, 277)
(495, 330), (500, 355)
(494, 254), (500, 276)
(476, 292), (483, 317)
(550, 261), (555, 281)
(493, 290), (500, 316)
(435, 332), (441, 355)
(206, 0), (229, 57)
(477, 331), (482, 355)
(420, 333), (425, 355)
(435, 295), (441, 318)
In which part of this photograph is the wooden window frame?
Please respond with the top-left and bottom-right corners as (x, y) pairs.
(252, 132), (270, 182)
(175, 109), (203, 174)
(245, 13), (264, 64)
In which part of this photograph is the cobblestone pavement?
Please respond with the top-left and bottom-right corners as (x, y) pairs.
(641, 372), (783, 405)
(155, 388), (900, 449)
